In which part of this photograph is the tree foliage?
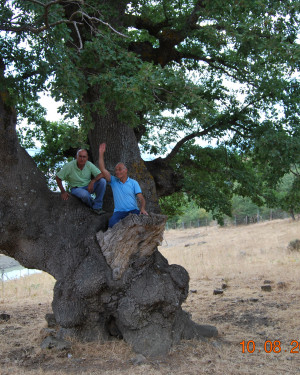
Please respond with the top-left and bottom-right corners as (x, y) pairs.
(1, 0), (299, 215)
(268, 172), (300, 219)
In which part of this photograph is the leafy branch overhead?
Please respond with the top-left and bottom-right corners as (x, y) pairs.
(1, 0), (299, 218)
(0, 0), (128, 47)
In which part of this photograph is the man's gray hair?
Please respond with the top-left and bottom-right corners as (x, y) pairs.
(76, 149), (88, 157)
(115, 162), (127, 170)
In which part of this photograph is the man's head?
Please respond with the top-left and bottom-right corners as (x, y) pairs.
(76, 149), (88, 169)
(115, 162), (128, 182)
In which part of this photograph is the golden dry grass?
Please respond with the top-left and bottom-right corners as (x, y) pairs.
(0, 218), (300, 375)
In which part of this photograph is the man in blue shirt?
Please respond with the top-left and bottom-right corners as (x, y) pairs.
(98, 143), (148, 227)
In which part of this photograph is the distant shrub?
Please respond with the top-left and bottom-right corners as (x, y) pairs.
(288, 239), (300, 252)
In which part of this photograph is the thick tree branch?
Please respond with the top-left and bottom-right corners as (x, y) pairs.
(127, 0), (206, 66)
(145, 107), (252, 198)
(164, 99), (261, 163)
(176, 51), (244, 78)
(164, 126), (216, 162)
(69, 10), (128, 38)
(290, 166), (300, 177)
(0, 0), (127, 44)
(124, 14), (171, 38)
(127, 0), (205, 39)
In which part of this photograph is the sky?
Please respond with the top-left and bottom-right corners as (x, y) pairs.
(39, 93), (65, 122)
(25, 94), (65, 156)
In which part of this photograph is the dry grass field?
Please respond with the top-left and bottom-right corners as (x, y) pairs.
(0, 218), (300, 375)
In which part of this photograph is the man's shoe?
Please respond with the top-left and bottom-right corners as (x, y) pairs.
(93, 208), (106, 215)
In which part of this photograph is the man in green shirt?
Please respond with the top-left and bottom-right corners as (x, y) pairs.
(55, 149), (106, 214)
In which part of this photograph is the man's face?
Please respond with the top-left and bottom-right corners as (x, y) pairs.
(76, 150), (88, 168)
(115, 163), (127, 180)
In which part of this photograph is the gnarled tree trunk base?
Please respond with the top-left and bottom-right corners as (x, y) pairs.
(53, 214), (217, 357)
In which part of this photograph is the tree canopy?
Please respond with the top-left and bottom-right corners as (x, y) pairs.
(1, 0), (299, 218)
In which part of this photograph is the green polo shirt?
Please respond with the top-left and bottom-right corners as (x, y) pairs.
(57, 160), (101, 188)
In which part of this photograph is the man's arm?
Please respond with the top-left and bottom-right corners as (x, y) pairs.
(55, 175), (70, 201)
(98, 143), (111, 182)
(87, 172), (105, 193)
(137, 193), (148, 215)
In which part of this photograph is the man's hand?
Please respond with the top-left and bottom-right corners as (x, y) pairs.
(98, 143), (111, 182)
(61, 191), (70, 201)
(56, 175), (70, 201)
(140, 208), (149, 215)
(99, 143), (106, 154)
(87, 180), (95, 193)
(137, 193), (148, 215)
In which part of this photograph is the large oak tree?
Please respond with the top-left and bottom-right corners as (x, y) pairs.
(0, 0), (299, 356)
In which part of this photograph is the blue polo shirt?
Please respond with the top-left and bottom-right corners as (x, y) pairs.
(109, 176), (142, 212)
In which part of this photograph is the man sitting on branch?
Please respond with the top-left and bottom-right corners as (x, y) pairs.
(98, 143), (148, 227)
(55, 149), (106, 214)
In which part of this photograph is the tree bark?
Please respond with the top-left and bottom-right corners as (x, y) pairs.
(86, 95), (160, 214)
(290, 209), (295, 221)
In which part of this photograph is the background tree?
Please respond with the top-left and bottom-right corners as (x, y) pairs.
(270, 172), (300, 220)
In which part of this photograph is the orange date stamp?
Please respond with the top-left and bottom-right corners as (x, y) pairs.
(240, 340), (300, 354)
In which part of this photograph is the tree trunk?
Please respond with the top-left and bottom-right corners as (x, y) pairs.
(290, 209), (296, 221)
(0, 91), (217, 356)
(86, 96), (160, 214)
